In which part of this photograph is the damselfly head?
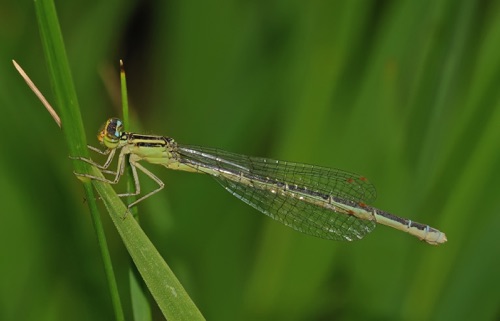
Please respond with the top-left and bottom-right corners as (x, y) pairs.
(98, 118), (123, 149)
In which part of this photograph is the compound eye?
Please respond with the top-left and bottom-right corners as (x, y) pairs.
(106, 118), (123, 140)
(97, 118), (124, 148)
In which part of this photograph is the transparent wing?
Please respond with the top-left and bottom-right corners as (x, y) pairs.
(177, 144), (377, 241)
(177, 145), (377, 203)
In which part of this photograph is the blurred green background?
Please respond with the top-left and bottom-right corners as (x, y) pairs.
(1, 0), (500, 320)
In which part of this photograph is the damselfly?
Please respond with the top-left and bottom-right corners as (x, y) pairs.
(73, 118), (447, 245)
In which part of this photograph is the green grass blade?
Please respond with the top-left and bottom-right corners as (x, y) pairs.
(130, 267), (152, 321)
(120, 60), (152, 320)
(120, 60), (131, 131)
(92, 170), (205, 320)
(33, 1), (125, 320)
(34, 0), (204, 319)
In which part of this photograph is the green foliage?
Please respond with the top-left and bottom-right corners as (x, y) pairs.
(33, 0), (204, 320)
(1, 0), (499, 320)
